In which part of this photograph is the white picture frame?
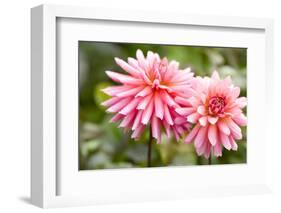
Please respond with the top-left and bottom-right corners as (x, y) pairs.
(31, 4), (274, 208)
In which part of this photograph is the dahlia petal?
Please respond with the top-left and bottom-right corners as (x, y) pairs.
(119, 98), (140, 115)
(184, 123), (200, 143)
(116, 86), (145, 97)
(211, 71), (220, 80)
(174, 117), (186, 125)
(101, 97), (121, 107)
(110, 113), (124, 123)
(175, 96), (191, 106)
(163, 105), (174, 125)
(146, 51), (155, 69)
(163, 61), (178, 81)
(197, 105), (206, 115)
(172, 126), (180, 141)
(208, 116), (219, 125)
(131, 125), (146, 139)
(236, 97), (247, 108)
(102, 85), (131, 96)
(175, 107), (194, 116)
(154, 93), (164, 119)
(226, 118), (242, 140)
(114, 57), (140, 77)
(194, 125), (208, 148)
(105, 71), (143, 85)
(213, 142), (222, 157)
(107, 97), (132, 113)
(141, 99), (154, 125)
(136, 49), (148, 71)
(229, 136), (238, 151)
(199, 116), (208, 126)
(163, 121), (171, 138)
(233, 114), (247, 126)
(187, 113), (200, 123)
(132, 110), (143, 130)
(137, 94), (153, 110)
(220, 133), (231, 150)
(208, 125), (218, 146)
(231, 87), (240, 99)
(196, 141), (206, 156)
(119, 111), (136, 128)
(218, 120), (231, 135)
(151, 116), (161, 143)
(169, 85), (193, 96)
(135, 86), (152, 97)
(160, 90), (178, 107)
(127, 57), (139, 68)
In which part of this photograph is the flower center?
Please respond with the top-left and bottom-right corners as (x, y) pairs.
(208, 96), (226, 115)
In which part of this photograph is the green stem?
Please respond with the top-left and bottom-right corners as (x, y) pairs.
(147, 128), (153, 167)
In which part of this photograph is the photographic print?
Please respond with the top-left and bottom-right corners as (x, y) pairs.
(79, 42), (247, 170)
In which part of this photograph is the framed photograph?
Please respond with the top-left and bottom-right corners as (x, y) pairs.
(31, 4), (274, 208)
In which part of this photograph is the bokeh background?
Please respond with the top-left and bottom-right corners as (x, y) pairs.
(79, 42), (247, 170)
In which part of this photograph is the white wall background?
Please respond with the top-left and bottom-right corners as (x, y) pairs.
(0, 0), (280, 212)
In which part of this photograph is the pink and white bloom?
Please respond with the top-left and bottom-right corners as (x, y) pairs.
(175, 71), (247, 158)
(102, 49), (194, 143)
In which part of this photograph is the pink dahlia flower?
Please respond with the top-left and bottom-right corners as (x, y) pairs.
(101, 49), (194, 143)
(175, 71), (247, 158)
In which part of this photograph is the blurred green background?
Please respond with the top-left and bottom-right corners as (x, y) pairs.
(79, 41), (247, 170)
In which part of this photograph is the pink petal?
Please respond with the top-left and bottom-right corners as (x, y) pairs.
(163, 121), (171, 138)
(187, 113), (200, 123)
(119, 98), (140, 115)
(172, 126), (180, 141)
(101, 97), (121, 107)
(131, 125), (145, 139)
(208, 116), (219, 125)
(160, 90), (178, 107)
(197, 105), (206, 115)
(217, 120), (231, 135)
(208, 125), (218, 146)
(119, 111), (136, 128)
(184, 123), (200, 143)
(194, 125), (208, 148)
(175, 107), (194, 116)
(132, 110), (143, 130)
(114, 57), (140, 77)
(199, 116), (208, 126)
(236, 97), (247, 108)
(137, 94), (153, 110)
(105, 71), (144, 85)
(136, 49), (148, 71)
(107, 97), (132, 113)
(102, 85), (131, 96)
(211, 71), (220, 80)
(229, 136), (238, 151)
(174, 96), (191, 106)
(226, 118), (242, 140)
(174, 117), (186, 125)
(135, 86), (152, 97)
(151, 115), (161, 143)
(233, 113), (247, 126)
(110, 113), (124, 122)
(154, 93), (164, 119)
(116, 86), (145, 97)
(220, 133), (231, 150)
(232, 87), (240, 99)
(163, 105), (174, 125)
(141, 99), (154, 125)
(213, 142), (222, 157)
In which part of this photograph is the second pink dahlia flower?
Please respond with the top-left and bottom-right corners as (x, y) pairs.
(176, 71), (247, 158)
(102, 49), (194, 143)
